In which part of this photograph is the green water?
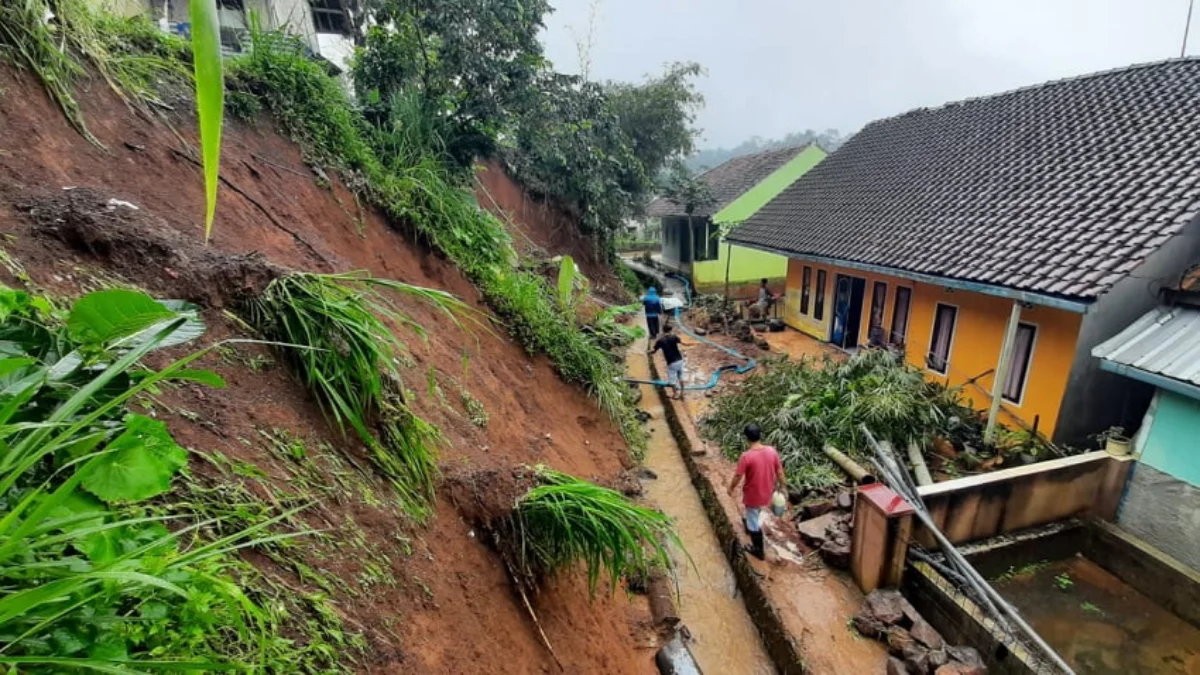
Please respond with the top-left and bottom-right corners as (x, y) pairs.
(994, 556), (1200, 674)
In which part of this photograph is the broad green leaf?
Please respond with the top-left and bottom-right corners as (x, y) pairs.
(190, 0), (224, 241)
(67, 290), (174, 345)
(0, 285), (30, 322)
(167, 369), (225, 388)
(81, 414), (187, 504)
(557, 255), (576, 312)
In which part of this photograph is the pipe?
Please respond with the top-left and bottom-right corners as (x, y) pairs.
(625, 273), (759, 391)
(655, 633), (703, 675)
(984, 300), (1022, 444)
(862, 426), (1076, 675)
(906, 440), (933, 486)
(822, 444), (876, 484)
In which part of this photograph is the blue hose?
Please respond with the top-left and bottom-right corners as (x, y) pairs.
(627, 273), (758, 390)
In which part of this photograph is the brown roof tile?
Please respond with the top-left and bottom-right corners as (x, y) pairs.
(646, 145), (811, 218)
(728, 59), (1200, 300)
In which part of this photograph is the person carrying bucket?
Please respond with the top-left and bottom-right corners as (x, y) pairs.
(727, 423), (786, 560)
(641, 286), (664, 340)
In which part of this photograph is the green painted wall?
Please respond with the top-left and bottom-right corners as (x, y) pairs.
(691, 145), (827, 287)
(712, 145), (827, 226)
(1140, 389), (1200, 487)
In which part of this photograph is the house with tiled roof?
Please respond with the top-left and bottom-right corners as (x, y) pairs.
(645, 144), (826, 295)
(728, 59), (1200, 444)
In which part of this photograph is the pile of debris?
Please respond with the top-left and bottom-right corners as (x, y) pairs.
(795, 491), (855, 568)
(853, 590), (988, 675)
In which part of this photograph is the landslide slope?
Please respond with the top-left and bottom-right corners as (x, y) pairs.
(0, 65), (654, 674)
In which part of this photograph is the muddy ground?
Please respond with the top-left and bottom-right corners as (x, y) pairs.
(0, 65), (658, 673)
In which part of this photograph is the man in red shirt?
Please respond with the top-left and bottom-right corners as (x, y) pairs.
(727, 423), (786, 560)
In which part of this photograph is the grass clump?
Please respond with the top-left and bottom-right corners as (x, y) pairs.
(504, 467), (679, 596)
(245, 271), (466, 516)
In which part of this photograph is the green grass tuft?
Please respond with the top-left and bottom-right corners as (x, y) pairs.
(509, 467), (680, 596)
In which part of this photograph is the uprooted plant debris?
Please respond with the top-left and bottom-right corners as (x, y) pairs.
(702, 349), (1069, 491)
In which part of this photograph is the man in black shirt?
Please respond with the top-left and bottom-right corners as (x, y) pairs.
(651, 324), (685, 399)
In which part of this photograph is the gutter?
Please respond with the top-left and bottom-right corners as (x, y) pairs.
(725, 240), (1093, 314)
(1098, 360), (1200, 401)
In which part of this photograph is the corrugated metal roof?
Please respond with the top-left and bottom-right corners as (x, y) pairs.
(1092, 305), (1200, 389)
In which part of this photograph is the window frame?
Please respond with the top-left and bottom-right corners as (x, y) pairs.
(814, 269), (827, 321)
(868, 280), (888, 339)
(800, 266), (812, 315)
(310, 0), (350, 35)
(1001, 322), (1038, 405)
(927, 302), (959, 375)
(890, 286), (912, 346)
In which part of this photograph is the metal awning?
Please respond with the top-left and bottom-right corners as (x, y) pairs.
(1092, 305), (1200, 400)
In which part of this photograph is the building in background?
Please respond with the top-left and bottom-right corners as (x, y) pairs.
(93, 0), (355, 74)
(728, 60), (1200, 445)
(645, 144), (826, 296)
(1093, 285), (1200, 573)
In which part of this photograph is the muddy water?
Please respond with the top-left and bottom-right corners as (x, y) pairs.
(627, 343), (774, 675)
(995, 556), (1200, 674)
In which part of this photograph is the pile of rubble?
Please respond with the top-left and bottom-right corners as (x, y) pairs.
(794, 491), (854, 568)
(853, 590), (987, 675)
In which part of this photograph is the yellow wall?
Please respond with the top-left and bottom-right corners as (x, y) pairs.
(782, 259), (1083, 437)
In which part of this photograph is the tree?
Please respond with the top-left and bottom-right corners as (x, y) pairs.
(353, 0), (552, 165)
(605, 62), (704, 179)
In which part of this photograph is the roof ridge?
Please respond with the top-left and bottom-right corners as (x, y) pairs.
(871, 56), (1200, 127)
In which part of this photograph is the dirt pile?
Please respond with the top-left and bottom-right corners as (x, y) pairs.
(0, 65), (655, 673)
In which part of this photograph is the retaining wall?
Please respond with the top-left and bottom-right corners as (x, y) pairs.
(915, 451), (1133, 546)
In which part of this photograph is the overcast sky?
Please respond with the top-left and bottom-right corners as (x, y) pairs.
(540, 0), (1199, 148)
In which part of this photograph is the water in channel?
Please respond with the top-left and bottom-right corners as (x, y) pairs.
(627, 342), (774, 675)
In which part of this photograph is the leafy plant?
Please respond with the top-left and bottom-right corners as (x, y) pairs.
(557, 255), (579, 316)
(245, 271), (467, 514)
(1054, 572), (1074, 592)
(188, 0), (222, 240)
(0, 285), (308, 672)
(504, 467), (680, 597)
(992, 560), (1051, 583)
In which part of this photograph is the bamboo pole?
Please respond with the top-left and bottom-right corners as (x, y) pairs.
(823, 444), (876, 484)
(907, 440), (934, 486)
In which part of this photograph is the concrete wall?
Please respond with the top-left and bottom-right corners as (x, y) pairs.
(1056, 216), (1200, 444)
(692, 244), (787, 290)
(915, 451), (1133, 546)
(781, 258), (1082, 437)
(658, 216), (693, 273)
(1117, 389), (1200, 572)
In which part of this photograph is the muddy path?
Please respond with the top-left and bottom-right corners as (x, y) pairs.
(627, 339), (775, 674)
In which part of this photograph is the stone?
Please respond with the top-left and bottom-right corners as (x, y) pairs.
(693, 327), (707, 336)
(801, 499), (836, 520)
(885, 627), (918, 657)
(934, 664), (986, 675)
(836, 490), (854, 510)
(945, 646), (985, 670)
(852, 614), (887, 640)
(928, 648), (950, 670)
(819, 533), (852, 569)
(886, 656), (910, 675)
(904, 648), (932, 674)
(910, 619), (945, 651)
(637, 468), (658, 480)
(797, 512), (840, 547)
(859, 589), (911, 627)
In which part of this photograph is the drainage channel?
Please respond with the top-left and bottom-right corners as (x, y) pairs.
(628, 341), (774, 675)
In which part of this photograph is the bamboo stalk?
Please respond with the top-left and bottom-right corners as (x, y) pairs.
(823, 444), (876, 484)
(907, 440), (934, 486)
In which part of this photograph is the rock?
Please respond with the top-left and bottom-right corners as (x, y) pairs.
(693, 327), (707, 336)
(755, 339), (770, 350)
(928, 648), (950, 670)
(945, 646), (985, 670)
(886, 627), (918, 657)
(820, 534), (852, 569)
(801, 499), (836, 519)
(858, 590), (914, 627)
(637, 468), (658, 480)
(836, 490), (853, 510)
(797, 512), (840, 547)
(852, 613), (887, 640)
(886, 656), (910, 675)
(904, 649), (933, 674)
(934, 664), (986, 675)
(910, 618), (945, 651)
(635, 410), (652, 423)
